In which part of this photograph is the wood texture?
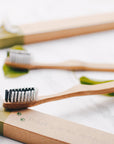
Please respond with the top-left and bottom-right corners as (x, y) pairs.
(5, 59), (114, 72)
(3, 81), (114, 110)
(4, 109), (114, 144)
(19, 12), (114, 44)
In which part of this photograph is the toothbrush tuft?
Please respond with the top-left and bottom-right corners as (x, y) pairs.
(8, 50), (31, 64)
(5, 87), (38, 103)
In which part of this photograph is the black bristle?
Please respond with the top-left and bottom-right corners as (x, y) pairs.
(5, 90), (9, 102)
(19, 89), (22, 102)
(25, 88), (28, 91)
(12, 89), (15, 102)
(15, 89), (19, 102)
(9, 90), (12, 102)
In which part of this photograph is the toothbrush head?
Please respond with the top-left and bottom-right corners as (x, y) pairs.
(3, 87), (38, 110)
(5, 50), (32, 69)
(8, 49), (31, 64)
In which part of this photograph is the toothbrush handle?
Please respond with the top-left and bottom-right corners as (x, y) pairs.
(73, 62), (114, 72)
(31, 81), (114, 107)
(83, 62), (114, 72)
(32, 60), (114, 72)
(5, 58), (114, 72)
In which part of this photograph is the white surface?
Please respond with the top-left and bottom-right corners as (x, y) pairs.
(0, 0), (114, 143)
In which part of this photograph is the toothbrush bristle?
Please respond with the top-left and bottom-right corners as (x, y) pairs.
(8, 50), (31, 64)
(5, 87), (38, 103)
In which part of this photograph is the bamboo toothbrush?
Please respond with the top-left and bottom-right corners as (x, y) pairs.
(0, 12), (114, 49)
(3, 81), (114, 110)
(5, 49), (114, 72)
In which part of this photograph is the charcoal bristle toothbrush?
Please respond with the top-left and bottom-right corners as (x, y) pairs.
(5, 49), (114, 72)
(3, 81), (114, 110)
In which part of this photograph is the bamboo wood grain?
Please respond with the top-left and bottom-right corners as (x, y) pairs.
(3, 81), (114, 110)
(5, 59), (114, 72)
(19, 12), (114, 44)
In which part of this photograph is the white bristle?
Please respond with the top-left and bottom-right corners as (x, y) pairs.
(24, 91), (28, 102)
(18, 91), (21, 102)
(25, 89), (28, 101)
(30, 89), (33, 101)
(14, 91), (17, 102)
(22, 91), (25, 102)
(18, 92), (21, 102)
(28, 90), (31, 102)
(8, 50), (31, 64)
(34, 88), (38, 101)
(11, 94), (13, 102)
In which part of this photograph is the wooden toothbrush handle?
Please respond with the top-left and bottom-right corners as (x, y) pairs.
(31, 60), (114, 72)
(31, 60), (85, 70)
(83, 63), (114, 72)
(30, 81), (114, 107)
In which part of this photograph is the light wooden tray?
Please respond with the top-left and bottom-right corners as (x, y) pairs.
(0, 12), (114, 48)
(20, 12), (114, 44)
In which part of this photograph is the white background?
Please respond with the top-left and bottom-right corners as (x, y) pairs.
(0, 0), (114, 143)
